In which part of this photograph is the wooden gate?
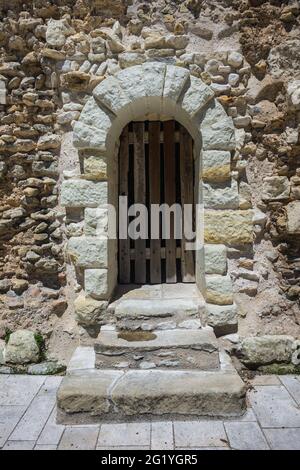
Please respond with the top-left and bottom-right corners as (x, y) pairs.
(118, 120), (195, 284)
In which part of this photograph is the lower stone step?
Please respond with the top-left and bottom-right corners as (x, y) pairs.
(56, 347), (246, 423)
(94, 327), (219, 370)
(114, 298), (205, 330)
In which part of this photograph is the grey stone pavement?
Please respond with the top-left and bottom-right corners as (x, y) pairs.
(1, 373), (300, 450)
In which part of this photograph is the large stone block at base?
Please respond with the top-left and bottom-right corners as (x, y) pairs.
(204, 244), (227, 275)
(205, 274), (233, 305)
(4, 329), (39, 364)
(205, 304), (238, 337)
(67, 236), (107, 268)
(74, 293), (108, 326)
(84, 269), (108, 299)
(238, 335), (294, 367)
(204, 209), (253, 244)
(202, 151), (231, 182)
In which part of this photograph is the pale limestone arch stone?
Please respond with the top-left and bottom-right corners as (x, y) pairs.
(61, 63), (252, 330)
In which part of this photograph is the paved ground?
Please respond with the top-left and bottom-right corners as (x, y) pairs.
(0, 373), (300, 450)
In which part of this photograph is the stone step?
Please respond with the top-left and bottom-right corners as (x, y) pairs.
(94, 327), (219, 370)
(114, 298), (205, 330)
(57, 347), (246, 423)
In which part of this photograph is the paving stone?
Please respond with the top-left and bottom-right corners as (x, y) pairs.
(224, 422), (269, 450)
(279, 376), (300, 405)
(151, 422), (174, 450)
(67, 347), (95, 373)
(174, 421), (228, 448)
(37, 408), (65, 445)
(0, 375), (45, 406)
(250, 375), (281, 386)
(34, 444), (57, 450)
(249, 385), (300, 428)
(97, 422), (151, 447)
(58, 426), (99, 450)
(9, 389), (56, 441)
(97, 446), (150, 450)
(263, 428), (300, 450)
(3, 440), (35, 450)
(0, 405), (26, 447)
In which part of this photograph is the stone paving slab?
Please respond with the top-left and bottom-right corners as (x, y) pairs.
(173, 421), (228, 448)
(279, 376), (300, 406)
(58, 426), (99, 450)
(224, 422), (269, 450)
(0, 405), (26, 447)
(151, 421), (174, 449)
(36, 408), (65, 446)
(263, 428), (300, 450)
(0, 375), (45, 406)
(3, 440), (36, 450)
(97, 422), (151, 448)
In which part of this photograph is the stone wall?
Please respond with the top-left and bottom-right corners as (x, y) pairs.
(0, 0), (300, 370)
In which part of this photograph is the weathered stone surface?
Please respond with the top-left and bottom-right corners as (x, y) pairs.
(286, 201), (300, 234)
(204, 244), (227, 275)
(45, 19), (74, 47)
(0, 79), (6, 105)
(262, 176), (290, 201)
(238, 335), (294, 367)
(84, 208), (108, 236)
(84, 155), (107, 179)
(27, 361), (66, 375)
(95, 328), (219, 370)
(205, 304), (237, 336)
(85, 269), (108, 299)
(60, 180), (107, 208)
(181, 76), (214, 116)
(205, 274), (233, 305)
(227, 51), (243, 68)
(204, 210), (253, 244)
(57, 370), (123, 414)
(116, 65), (145, 103)
(163, 65), (189, 102)
(203, 179), (239, 209)
(68, 237), (107, 268)
(74, 293), (108, 326)
(287, 80), (300, 109)
(201, 102), (235, 150)
(202, 150), (231, 182)
(93, 76), (131, 114)
(4, 330), (39, 364)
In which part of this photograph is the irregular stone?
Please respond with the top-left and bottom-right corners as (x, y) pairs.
(85, 269), (108, 299)
(84, 207), (108, 236)
(238, 335), (294, 367)
(0, 79), (6, 105)
(204, 210), (253, 244)
(118, 52), (146, 68)
(37, 134), (61, 150)
(5, 330), (40, 364)
(287, 80), (300, 109)
(262, 176), (290, 201)
(27, 362), (66, 375)
(191, 24), (213, 40)
(205, 274), (233, 305)
(245, 75), (283, 104)
(227, 51), (243, 68)
(205, 304), (238, 336)
(68, 237), (107, 268)
(202, 150), (231, 182)
(163, 65), (189, 102)
(74, 293), (108, 326)
(204, 244), (227, 275)
(93, 75), (131, 114)
(60, 180), (107, 208)
(46, 19), (74, 47)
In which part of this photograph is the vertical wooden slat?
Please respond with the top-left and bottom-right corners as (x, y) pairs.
(180, 125), (195, 282)
(164, 120), (177, 283)
(149, 122), (161, 283)
(118, 126), (130, 283)
(133, 122), (146, 283)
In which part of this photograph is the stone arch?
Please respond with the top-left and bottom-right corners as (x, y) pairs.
(61, 63), (253, 331)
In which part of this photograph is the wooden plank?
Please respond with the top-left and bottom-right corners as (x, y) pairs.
(149, 121), (161, 283)
(130, 247), (181, 260)
(118, 125), (130, 283)
(128, 130), (180, 144)
(180, 125), (195, 282)
(133, 122), (146, 283)
(163, 120), (177, 283)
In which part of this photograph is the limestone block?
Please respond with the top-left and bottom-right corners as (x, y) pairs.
(142, 62), (166, 98)
(116, 65), (146, 104)
(93, 76), (131, 114)
(286, 201), (300, 234)
(204, 209), (253, 244)
(203, 179), (239, 209)
(84, 208), (108, 236)
(227, 51), (244, 68)
(84, 156), (107, 179)
(205, 274), (233, 305)
(163, 65), (189, 102)
(85, 269), (108, 299)
(201, 102), (235, 150)
(204, 244), (227, 275)
(60, 180), (107, 207)
(287, 80), (300, 109)
(182, 76), (214, 117)
(262, 176), (290, 201)
(202, 150), (231, 182)
(118, 52), (146, 68)
(238, 335), (294, 366)
(0, 80), (6, 105)
(205, 304), (237, 336)
(74, 293), (108, 326)
(4, 330), (39, 364)
(67, 237), (107, 268)
(45, 19), (74, 47)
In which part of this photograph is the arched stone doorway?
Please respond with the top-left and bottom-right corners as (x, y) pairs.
(61, 63), (253, 330)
